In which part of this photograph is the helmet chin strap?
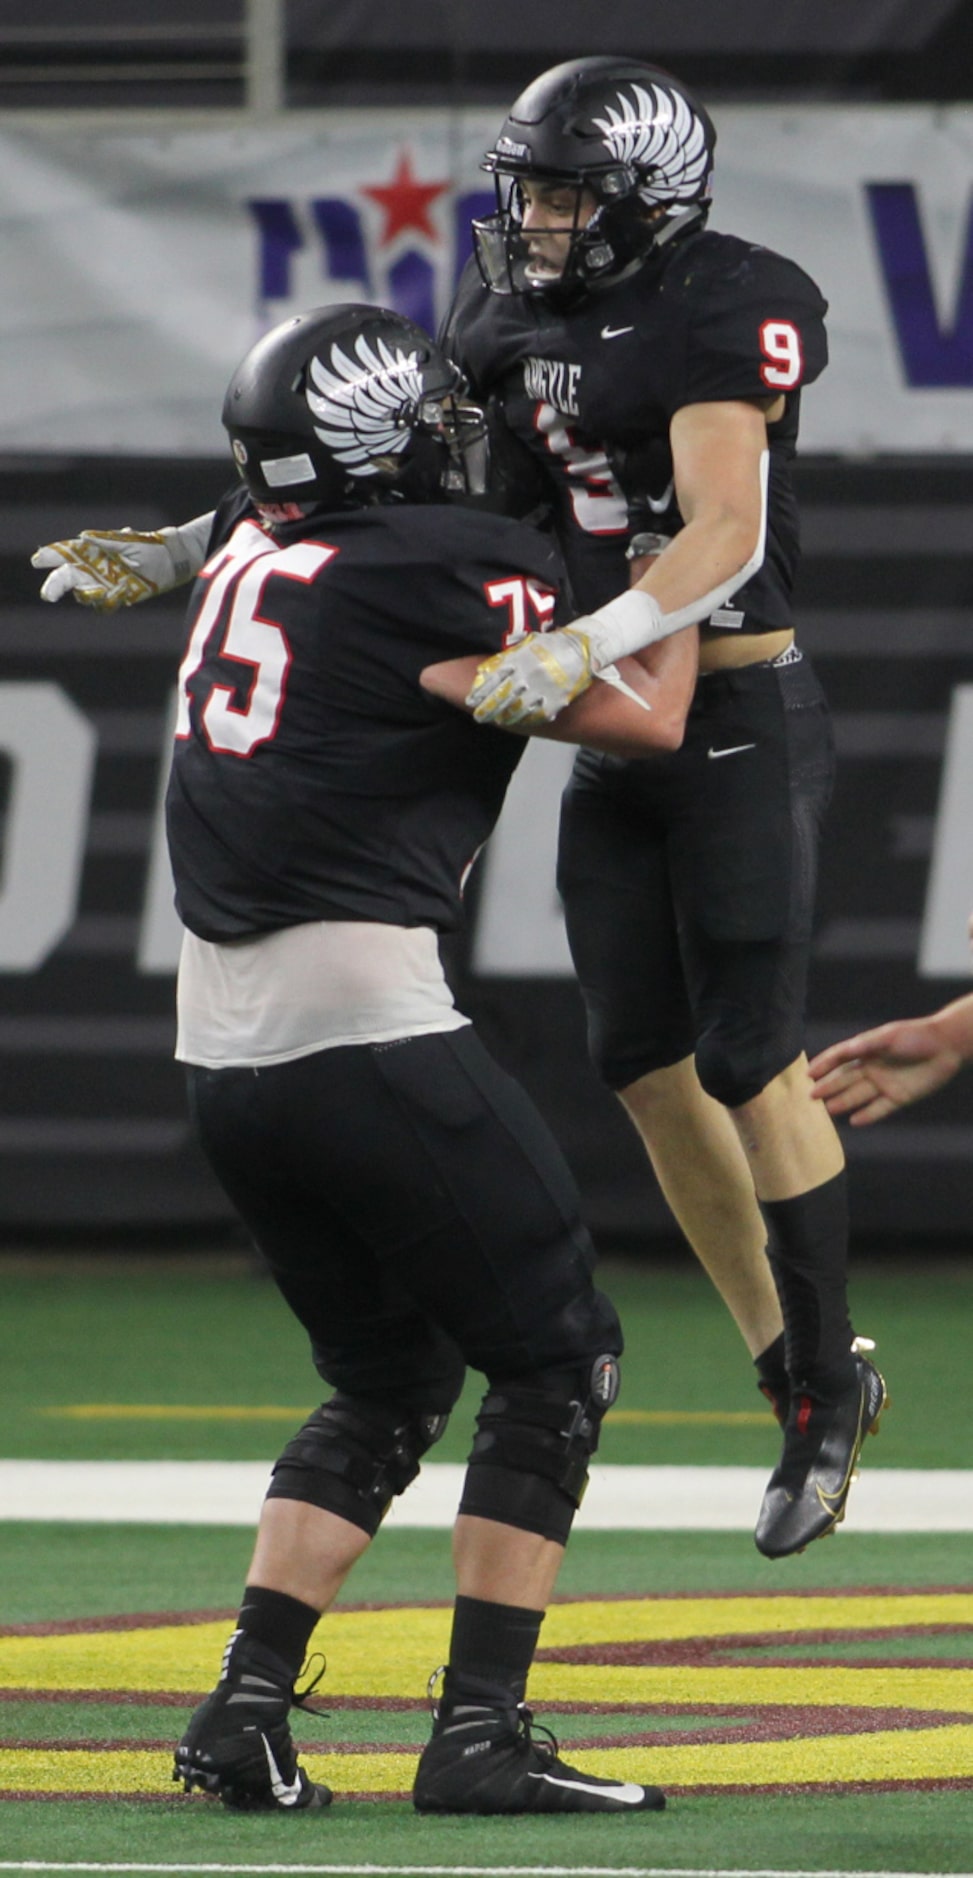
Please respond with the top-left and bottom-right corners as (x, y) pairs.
(649, 202), (708, 248)
(568, 197), (706, 296)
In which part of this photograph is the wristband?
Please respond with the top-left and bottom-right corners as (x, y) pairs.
(160, 512), (215, 585)
(582, 589), (668, 669)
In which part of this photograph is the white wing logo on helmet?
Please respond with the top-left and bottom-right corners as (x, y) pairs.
(305, 333), (424, 475)
(592, 83), (710, 203)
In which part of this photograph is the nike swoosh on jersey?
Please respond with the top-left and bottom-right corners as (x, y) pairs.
(707, 742), (756, 759)
(260, 1732), (304, 1806)
(528, 1769), (647, 1804)
(601, 323), (635, 339)
(645, 479), (674, 513)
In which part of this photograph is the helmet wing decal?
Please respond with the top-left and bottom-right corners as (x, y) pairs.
(305, 332), (424, 475)
(592, 82), (710, 202)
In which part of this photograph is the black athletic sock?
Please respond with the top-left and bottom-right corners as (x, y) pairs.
(442, 1594), (544, 1713)
(235, 1584), (320, 1679)
(753, 1330), (789, 1416)
(761, 1170), (856, 1394)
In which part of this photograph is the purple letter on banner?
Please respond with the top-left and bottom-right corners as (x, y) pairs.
(311, 200), (372, 290)
(248, 199), (304, 300)
(866, 181), (973, 387)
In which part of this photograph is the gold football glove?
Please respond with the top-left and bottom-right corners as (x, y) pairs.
(31, 515), (214, 611)
(466, 627), (594, 729)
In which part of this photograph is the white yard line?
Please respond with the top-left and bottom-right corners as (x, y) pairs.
(0, 1461), (971, 1530)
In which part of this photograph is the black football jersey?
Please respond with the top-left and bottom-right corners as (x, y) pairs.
(443, 229), (828, 629)
(166, 493), (563, 941)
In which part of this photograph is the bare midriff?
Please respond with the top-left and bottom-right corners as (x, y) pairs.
(697, 625), (795, 672)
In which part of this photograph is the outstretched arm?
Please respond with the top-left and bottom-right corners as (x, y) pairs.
(32, 514), (216, 610)
(422, 624), (698, 759)
(808, 994), (973, 1125)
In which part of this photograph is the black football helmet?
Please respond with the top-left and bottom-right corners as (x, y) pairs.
(474, 56), (716, 299)
(222, 303), (489, 512)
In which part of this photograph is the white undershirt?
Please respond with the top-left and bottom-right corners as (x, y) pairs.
(176, 920), (468, 1069)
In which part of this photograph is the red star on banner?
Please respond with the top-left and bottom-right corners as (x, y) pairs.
(361, 150), (449, 245)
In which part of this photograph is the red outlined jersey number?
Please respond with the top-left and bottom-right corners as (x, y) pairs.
(484, 575), (558, 646)
(175, 521), (339, 757)
(533, 403), (628, 536)
(759, 319), (804, 390)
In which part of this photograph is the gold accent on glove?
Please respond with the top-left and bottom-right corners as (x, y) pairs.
(32, 529), (172, 611)
(467, 627), (594, 729)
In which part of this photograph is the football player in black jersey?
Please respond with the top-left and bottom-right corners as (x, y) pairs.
(29, 65), (887, 1567)
(433, 56), (888, 1562)
(43, 302), (697, 1816)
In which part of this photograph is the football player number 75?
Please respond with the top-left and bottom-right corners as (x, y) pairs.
(175, 525), (338, 757)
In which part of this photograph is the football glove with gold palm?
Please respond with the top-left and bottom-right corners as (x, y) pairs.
(467, 590), (672, 728)
(32, 513), (215, 611)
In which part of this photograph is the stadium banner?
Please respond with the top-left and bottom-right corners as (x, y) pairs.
(2, 103), (973, 454)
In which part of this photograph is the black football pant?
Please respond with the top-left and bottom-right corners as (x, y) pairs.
(186, 1023), (621, 1416)
(558, 650), (835, 1105)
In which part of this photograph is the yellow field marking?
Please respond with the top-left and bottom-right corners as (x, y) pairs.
(5, 1722), (973, 1798)
(37, 1404), (771, 1426)
(2, 1621), (970, 1715)
(4, 1593), (972, 1796)
(539, 1592), (973, 1647)
(2, 1596), (972, 1699)
(0, 1745), (409, 1797)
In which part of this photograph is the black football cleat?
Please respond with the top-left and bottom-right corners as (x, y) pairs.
(173, 1632), (331, 1812)
(754, 1340), (888, 1559)
(413, 1684), (665, 1815)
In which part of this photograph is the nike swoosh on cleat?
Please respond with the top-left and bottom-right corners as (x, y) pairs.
(528, 1770), (646, 1804)
(601, 324), (634, 339)
(707, 743), (756, 759)
(815, 1394), (869, 1514)
(260, 1732), (304, 1807)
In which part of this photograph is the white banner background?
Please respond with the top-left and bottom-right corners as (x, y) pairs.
(3, 104), (973, 454)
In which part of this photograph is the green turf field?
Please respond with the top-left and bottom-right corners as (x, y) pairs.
(1, 1249), (971, 1876)
(2, 1248), (970, 1466)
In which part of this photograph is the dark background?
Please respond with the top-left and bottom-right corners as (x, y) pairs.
(2, 0), (973, 107)
(2, 450), (972, 1246)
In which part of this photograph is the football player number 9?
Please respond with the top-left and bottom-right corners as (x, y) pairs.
(759, 319), (803, 390)
(175, 529), (338, 757)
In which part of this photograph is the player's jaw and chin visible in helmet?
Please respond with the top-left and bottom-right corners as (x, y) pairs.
(472, 54), (716, 300)
(517, 178), (603, 290)
(220, 301), (491, 529)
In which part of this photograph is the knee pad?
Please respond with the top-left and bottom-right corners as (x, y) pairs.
(266, 1393), (449, 1536)
(694, 984), (805, 1110)
(459, 1353), (621, 1545)
(693, 1023), (775, 1109)
(694, 1034), (763, 1109)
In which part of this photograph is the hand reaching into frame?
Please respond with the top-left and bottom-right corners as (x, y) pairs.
(808, 1017), (966, 1125)
(32, 514), (215, 611)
